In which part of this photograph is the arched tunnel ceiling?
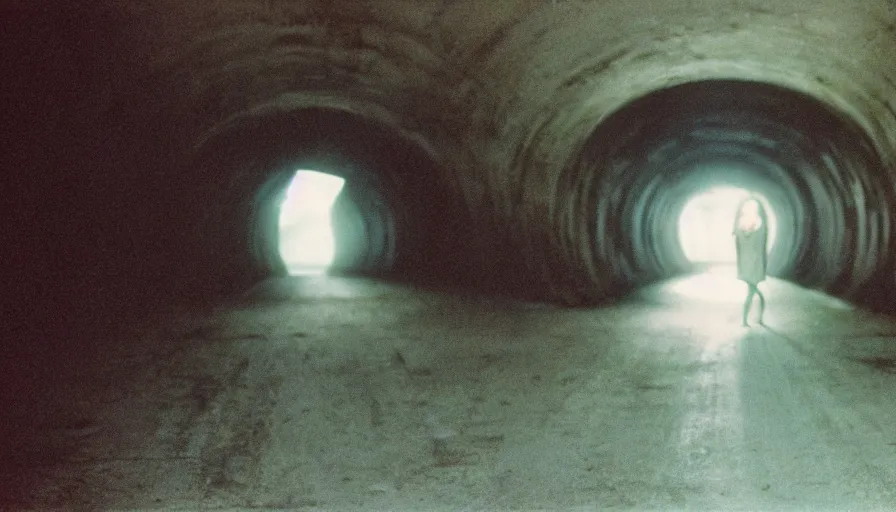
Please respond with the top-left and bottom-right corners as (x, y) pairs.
(123, 1), (895, 290)
(119, 0), (896, 172)
(10, 0), (896, 314)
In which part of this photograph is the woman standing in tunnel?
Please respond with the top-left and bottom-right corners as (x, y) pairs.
(734, 197), (769, 326)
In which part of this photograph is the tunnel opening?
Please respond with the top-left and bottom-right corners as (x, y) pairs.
(549, 79), (892, 307)
(277, 170), (346, 275)
(677, 186), (777, 265)
(181, 107), (473, 301)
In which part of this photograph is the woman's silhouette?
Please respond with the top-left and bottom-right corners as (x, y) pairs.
(733, 197), (768, 326)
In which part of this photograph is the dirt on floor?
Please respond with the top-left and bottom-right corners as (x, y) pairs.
(3, 271), (896, 510)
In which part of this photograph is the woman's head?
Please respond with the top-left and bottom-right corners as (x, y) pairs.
(737, 197), (765, 232)
(741, 199), (760, 217)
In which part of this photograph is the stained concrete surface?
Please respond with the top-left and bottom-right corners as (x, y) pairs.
(3, 266), (896, 510)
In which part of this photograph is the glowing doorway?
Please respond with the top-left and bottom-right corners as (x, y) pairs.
(678, 187), (776, 263)
(278, 170), (346, 275)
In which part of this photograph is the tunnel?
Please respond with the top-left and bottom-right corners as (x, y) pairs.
(183, 105), (471, 292)
(546, 78), (894, 304)
(5, 1), (896, 509)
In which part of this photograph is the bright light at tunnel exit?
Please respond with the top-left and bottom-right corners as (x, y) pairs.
(677, 187), (776, 264)
(278, 170), (346, 275)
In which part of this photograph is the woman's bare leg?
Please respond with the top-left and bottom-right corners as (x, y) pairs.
(756, 285), (766, 325)
(742, 283), (756, 326)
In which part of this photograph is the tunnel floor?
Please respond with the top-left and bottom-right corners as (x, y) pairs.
(4, 269), (896, 510)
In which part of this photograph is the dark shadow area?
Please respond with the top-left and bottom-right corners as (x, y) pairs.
(857, 357), (896, 374)
(1, 4), (153, 506)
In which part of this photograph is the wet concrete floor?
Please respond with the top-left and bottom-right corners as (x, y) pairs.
(3, 265), (896, 510)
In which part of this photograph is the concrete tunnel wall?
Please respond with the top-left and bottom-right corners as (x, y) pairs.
(6, 1), (896, 340)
